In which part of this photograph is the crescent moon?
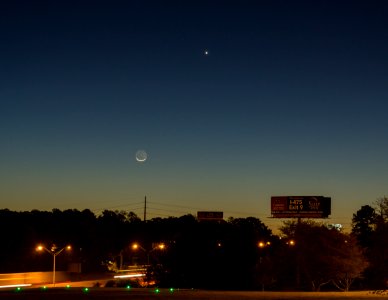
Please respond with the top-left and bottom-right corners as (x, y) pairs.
(135, 150), (147, 162)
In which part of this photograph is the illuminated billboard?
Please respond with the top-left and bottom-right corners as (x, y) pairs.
(271, 196), (331, 218)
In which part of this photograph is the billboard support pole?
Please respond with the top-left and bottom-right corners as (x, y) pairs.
(296, 217), (301, 289)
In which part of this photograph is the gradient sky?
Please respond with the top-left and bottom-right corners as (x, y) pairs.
(1, 1), (387, 231)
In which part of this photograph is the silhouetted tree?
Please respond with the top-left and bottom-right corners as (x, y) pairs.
(2, 207), (374, 290)
(331, 235), (368, 291)
(375, 197), (388, 222)
(281, 220), (368, 291)
(352, 205), (377, 248)
(352, 198), (388, 289)
(370, 197), (388, 288)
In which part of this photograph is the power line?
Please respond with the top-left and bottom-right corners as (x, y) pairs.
(148, 201), (205, 211)
(90, 199), (354, 229)
(148, 201), (273, 218)
(93, 201), (144, 212)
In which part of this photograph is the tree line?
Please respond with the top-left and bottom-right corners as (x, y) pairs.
(0, 197), (387, 291)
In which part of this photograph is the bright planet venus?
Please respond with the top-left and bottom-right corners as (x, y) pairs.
(135, 150), (148, 162)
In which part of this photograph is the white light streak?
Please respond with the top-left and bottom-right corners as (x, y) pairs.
(113, 273), (146, 279)
(0, 284), (32, 289)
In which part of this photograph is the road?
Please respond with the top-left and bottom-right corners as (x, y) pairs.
(0, 287), (386, 300)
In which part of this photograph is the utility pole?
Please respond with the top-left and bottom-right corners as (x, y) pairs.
(144, 195), (147, 222)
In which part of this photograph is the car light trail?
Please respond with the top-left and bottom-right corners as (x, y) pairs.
(113, 273), (146, 279)
(0, 284), (32, 289)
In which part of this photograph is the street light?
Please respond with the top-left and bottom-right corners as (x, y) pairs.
(258, 241), (271, 248)
(132, 243), (149, 265)
(152, 243), (166, 252)
(286, 239), (296, 246)
(132, 243), (145, 252)
(257, 241), (271, 291)
(131, 242), (165, 265)
(36, 244), (71, 286)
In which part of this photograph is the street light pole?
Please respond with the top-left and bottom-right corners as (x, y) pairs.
(53, 253), (56, 286)
(36, 244), (71, 287)
(132, 243), (165, 266)
(257, 241), (271, 291)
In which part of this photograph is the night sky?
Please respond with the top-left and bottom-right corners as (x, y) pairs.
(1, 1), (387, 231)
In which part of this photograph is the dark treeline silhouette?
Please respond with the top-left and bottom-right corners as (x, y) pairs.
(351, 197), (388, 289)
(0, 199), (387, 290)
